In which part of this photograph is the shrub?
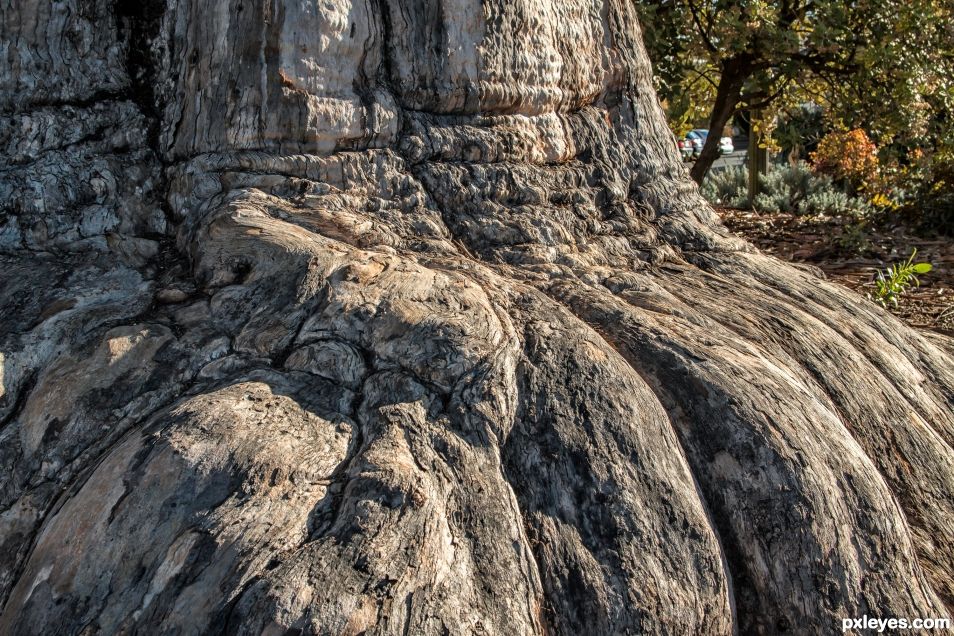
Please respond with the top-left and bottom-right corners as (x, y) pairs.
(701, 162), (871, 218)
(797, 189), (870, 217)
(756, 162), (818, 213)
(917, 192), (954, 236)
(836, 220), (871, 254)
(811, 129), (880, 193)
(700, 166), (749, 208)
(910, 147), (954, 235)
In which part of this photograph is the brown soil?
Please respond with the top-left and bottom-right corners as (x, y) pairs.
(718, 207), (954, 336)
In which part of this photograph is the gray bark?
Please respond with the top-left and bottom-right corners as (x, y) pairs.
(1, 1), (952, 634)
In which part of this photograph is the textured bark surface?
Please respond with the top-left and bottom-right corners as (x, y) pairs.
(1, 1), (953, 634)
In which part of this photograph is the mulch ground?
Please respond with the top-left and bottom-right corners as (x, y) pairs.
(717, 207), (954, 336)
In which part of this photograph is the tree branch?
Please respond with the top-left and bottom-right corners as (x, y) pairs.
(685, 0), (718, 54)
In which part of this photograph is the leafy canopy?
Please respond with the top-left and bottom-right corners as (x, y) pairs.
(637, 0), (954, 176)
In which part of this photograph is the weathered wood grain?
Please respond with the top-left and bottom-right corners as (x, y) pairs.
(1, 1), (951, 634)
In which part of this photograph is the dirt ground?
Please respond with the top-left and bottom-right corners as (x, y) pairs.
(718, 207), (954, 336)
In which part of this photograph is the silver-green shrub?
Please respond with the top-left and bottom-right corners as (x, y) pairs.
(701, 162), (871, 217)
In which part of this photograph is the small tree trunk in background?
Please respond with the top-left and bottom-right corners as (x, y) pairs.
(748, 152), (758, 206)
(748, 110), (761, 206)
(690, 68), (745, 184)
(747, 110), (774, 207)
(1, 1), (953, 634)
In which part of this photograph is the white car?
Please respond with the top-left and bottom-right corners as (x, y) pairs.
(719, 135), (735, 154)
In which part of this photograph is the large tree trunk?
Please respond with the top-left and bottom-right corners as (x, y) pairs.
(1, 1), (952, 634)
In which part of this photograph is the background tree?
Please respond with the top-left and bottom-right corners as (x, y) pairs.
(636, 0), (954, 183)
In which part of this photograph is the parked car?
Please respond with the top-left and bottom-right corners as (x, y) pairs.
(687, 129), (735, 157)
(719, 135), (735, 154)
(677, 137), (695, 161)
(686, 130), (705, 158)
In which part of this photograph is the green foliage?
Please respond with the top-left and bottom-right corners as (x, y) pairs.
(757, 162), (822, 214)
(700, 166), (749, 208)
(893, 146), (954, 236)
(870, 249), (933, 307)
(797, 188), (869, 218)
(773, 104), (825, 161)
(636, 0), (954, 181)
(917, 193), (954, 237)
(835, 220), (871, 255)
(700, 162), (872, 218)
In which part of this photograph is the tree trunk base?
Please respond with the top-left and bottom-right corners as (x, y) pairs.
(1, 2), (952, 634)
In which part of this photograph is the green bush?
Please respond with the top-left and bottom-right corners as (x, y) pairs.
(773, 104), (826, 161)
(915, 192), (954, 236)
(797, 189), (868, 217)
(701, 162), (872, 218)
(880, 146), (954, 236)
(700, 166), (749, 208)
(754, 162), (816, 213)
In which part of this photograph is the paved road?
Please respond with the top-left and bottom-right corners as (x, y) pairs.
(711, 149), (747, 170)
(678, 149), (746, 172)
(680, 136), (749, 172)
